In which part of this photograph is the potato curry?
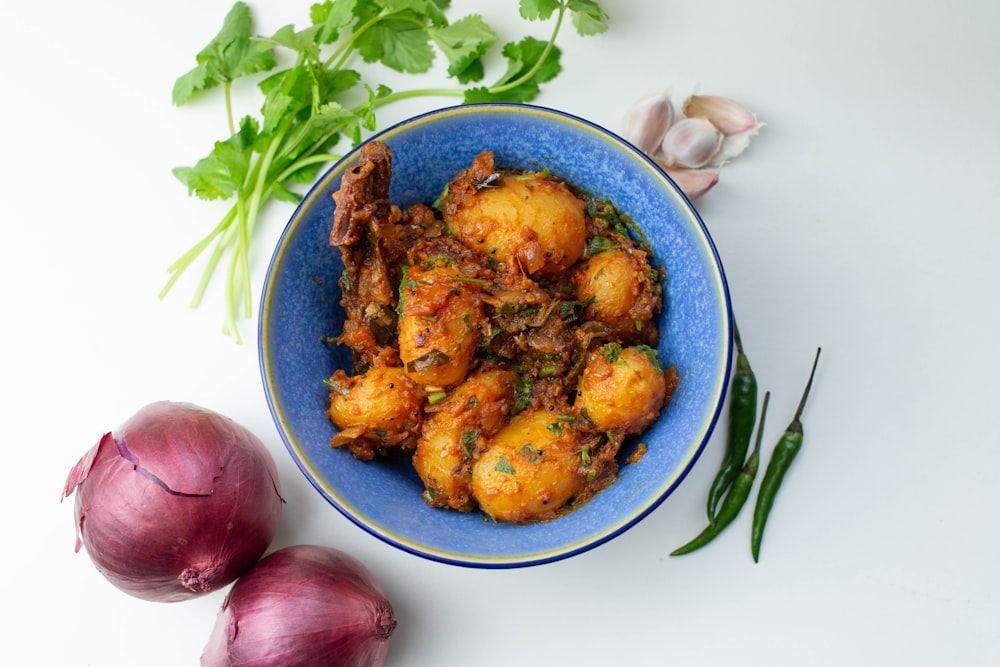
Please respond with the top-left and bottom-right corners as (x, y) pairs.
(324, 141), (677, 523)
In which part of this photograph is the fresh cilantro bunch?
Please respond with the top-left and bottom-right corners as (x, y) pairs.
(162, 0), (608, 342)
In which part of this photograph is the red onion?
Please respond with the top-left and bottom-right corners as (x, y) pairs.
(201, 544), (397, 667)
(62, 401), (284, 602)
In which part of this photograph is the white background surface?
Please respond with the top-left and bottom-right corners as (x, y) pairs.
(4, 0), (998, 664)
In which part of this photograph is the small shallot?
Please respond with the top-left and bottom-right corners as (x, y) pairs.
(201, 544), (397, 667)
(62, 401), (284, 602)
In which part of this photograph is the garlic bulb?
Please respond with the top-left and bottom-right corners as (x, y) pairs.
(621, 93), (674, 155)
(659, 117), (723, 169)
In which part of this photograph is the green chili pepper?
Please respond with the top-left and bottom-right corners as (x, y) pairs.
(751, 348), (821, 562)
(706, 320), (758, 520)
(671, 391), (770, 557)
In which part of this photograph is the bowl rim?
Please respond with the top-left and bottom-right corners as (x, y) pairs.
(259, 101), (733, 568)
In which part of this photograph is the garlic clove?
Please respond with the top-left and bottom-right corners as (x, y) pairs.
(709, 123), (764, 167)
(621, 92), (674, 155)
(659, 117), (723, 169)
(666, 168), (719, 200)
(651, 159), (719, 200)
(682, 95), (760, 136)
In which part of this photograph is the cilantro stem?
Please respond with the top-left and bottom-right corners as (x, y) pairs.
(241, 128), (286, 315)
(326, 12), (384, 71)
(224, 229), (244, 343)
(276, 153), (342, 182)
(159, 204), (237, 302)
(368, 88), (463, 109)
(193, 223), (233, 309)
(235, 199), (251, 322)
(491, 4), (566, 95)
(224, 82), (236, 136)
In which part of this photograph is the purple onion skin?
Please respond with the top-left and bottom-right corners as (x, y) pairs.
(201, 545), (397, 667)
(62, 401), (284, 603)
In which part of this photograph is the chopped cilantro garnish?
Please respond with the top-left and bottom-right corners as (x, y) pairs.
(495, 456), (516, 475)
(322, 377), (350, 396)
(520, 443), (543, 463)
(510, 378), (532, 416)
(587, 235), (619, 254)
(603, 342), (622, 363)
(634, 344), (663, 370)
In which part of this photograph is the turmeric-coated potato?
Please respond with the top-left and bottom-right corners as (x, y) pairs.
(576, 344), (667, 435)
(398, 263), (484, 387)
(412, 369), (518, 511)
(471, 408), (587, 522)
(573, 247), (658, 338)
(444, 173), (586, 277)
(326, 366), (424, 444)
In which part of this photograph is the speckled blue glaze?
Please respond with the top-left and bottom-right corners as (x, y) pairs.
(259, 104), (732, 568)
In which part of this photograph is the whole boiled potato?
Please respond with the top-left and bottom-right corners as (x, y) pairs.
(326, 366), (424, 444)
(471, 408), (587, 522)
(398, 263), (484, 387)
(576, 344), (668, 435)
(573, 246), (659, 339)
(443, 172), (586, 277)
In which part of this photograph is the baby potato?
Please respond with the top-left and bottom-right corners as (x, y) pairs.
(573, 246), (659, 339)
(444, 172), (586, 277)
(576, 344), (667, 435)
(326, 366), (424, 445)
(412, 369), (518, 511)
(471, 408), (587, 522)
(398, 263), (484, 387)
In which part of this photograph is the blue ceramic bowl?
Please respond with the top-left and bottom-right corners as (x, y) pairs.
(259, 103), (732, 568)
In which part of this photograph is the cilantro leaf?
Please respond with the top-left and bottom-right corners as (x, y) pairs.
(172, 116), (259, 200)
(403, 0), (450, 27)
(356, 84), (393, 132)
(271, 183), (304, 204)
(310, 0), (359, 45)
(356, 13), (436, 73)
(172, 67), (208, 108)
(465, 37), (561, 103)
(268, 23), (323, 61)
(292, 102), (360, 154)
(428, 15), (498, 80)
(519, 0), (562, 21)
(172, 2), (276, 106)
(569, 0), (609, 35)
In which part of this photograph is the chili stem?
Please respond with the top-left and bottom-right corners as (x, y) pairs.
(791, 347), (822, 426)
(750, 348), (822, 562)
